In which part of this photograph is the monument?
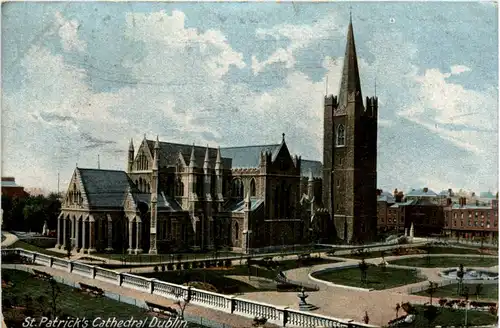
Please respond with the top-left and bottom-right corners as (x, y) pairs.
(42, 221), (49, 236)
(298, 287), (318, 311)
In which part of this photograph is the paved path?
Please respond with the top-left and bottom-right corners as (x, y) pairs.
(239, 253), (499, 327)
(2, 264), (278, 328)
(1, 231), (18, 247)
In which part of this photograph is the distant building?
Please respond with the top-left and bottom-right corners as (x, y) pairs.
(1, 177), (28, 199)
(444, 196), (498, 243)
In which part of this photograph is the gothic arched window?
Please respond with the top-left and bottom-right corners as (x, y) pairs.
(175, 179), (184, 197)
(336, 124), (346, 146)
(234, 222), (239, 241)
(250, 179), (256, 197)
(231, 179), (244, 198)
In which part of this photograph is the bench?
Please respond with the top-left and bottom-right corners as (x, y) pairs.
(32, 269), (53, 281)
(145, 301), (178, 318)
(79, 282), (104, 296)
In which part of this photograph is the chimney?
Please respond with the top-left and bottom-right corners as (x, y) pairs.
(423, 187), (428, 193)
(446, 198), (452, 206)
(448, 188), (453, 196)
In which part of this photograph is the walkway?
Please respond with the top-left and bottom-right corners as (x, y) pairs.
(1, 231), (18, 247)
(2, 264), (278, 328)
(239, 253), (499, 326)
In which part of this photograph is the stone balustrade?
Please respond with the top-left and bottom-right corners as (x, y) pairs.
(3, 248), (377, 328)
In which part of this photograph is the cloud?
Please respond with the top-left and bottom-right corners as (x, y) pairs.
(251, 13), (343, 75)
(398, 66), (497, 154)
(55, 12), (87, 52)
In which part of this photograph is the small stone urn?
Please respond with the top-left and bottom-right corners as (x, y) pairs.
(298, 287), (318, 311)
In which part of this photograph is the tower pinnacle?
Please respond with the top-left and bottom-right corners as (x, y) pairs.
(338, 16), (363, 108)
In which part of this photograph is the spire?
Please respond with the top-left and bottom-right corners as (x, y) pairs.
(154, 135), (160, 149)
(189, 144), (197, 168)
(215, 146), (222, 170)
(129, 138), (134, 151)
(203, 145), (210, 169)
(282, 133), (285, 143)
(338, 16), (363, 107)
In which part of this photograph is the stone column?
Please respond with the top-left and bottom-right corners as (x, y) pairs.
(74, 216), (80, 251)
(106, 214), (113, 252)
(81, 217), (87, 253)
(88, 216), (96, 253)
(62, 217), (68, 249)
(56, 216), (62, 248)
(128, 217), (134, 254)
(135, 218), (143, 254)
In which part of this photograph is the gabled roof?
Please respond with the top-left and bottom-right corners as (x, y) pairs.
(378, 191), (395, 203)
(390, 200), (415, 208)
(78, 168), (135, 208)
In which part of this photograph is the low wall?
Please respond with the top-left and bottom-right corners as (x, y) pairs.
(2, 248), (377, 328)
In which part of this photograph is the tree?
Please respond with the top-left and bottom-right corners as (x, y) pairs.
(358, 259), (369, 285)
(423, 305), (439, 328)
(173, 288), (191, 320)
(395, 303), (401, 319)
(426, 281), (438, 305)
(475, 284), (483, 300)
(363, 311), (370, 324)
(47, 278), (61, 319)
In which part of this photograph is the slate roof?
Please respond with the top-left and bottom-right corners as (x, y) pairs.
(378, 191), (395, 203)
(78, 168), (134, 208)
(1, 180), (20, 187)
(301, 160), (322, 178)
(450, 203), (493, 210)
(220, 144), (280, 168)
(480, 191), (495, 198)
(146, 140), (231, 168)
(133, 192), (184, 211)
(406, 188), (438, 197)
(225, 197), (264, 212)
(390, 200), (415, 208)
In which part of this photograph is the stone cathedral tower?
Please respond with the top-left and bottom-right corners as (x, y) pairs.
(322, 17), (378, 244)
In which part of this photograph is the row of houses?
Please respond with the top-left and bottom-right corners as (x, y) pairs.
(377, 187), (498, 243)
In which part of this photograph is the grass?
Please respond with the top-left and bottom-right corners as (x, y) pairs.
(6, 240), (67, 258)
(93, 251), (241, 263)
(389, 256), (498, 268)
(337, 246), (495, 260)
(415, 283), (499, 301)
(311, 265), (425, 290)
(399, 304), (497, 327)
(140, 258), (339, 294)
(1, 269), (207, 327)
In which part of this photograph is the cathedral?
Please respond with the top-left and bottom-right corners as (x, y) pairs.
(56, 18), (378, 254)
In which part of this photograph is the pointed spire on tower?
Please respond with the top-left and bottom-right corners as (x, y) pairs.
(154, 135), (160, 149)
(129, 138), (134, 151)
(282, 133), (285, 143)
(203, 144), (210, 170)
(338, 13), (363, 107)
(215, 146), (222, 170)
(189, 143), (197, 168)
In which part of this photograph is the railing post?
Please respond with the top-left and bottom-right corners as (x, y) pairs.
(90, 266), (96, 279)
(67, 260), (73, 273)
(117, 273), (123, 286)
(149, 278), (156, 294)
(277, 306), (289, 327)
(49, 257), (53, 267)
(32, 253), (37, 263)
(228, 296), (237, 314)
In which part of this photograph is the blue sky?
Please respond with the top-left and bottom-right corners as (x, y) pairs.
(1, 1), (498, 194)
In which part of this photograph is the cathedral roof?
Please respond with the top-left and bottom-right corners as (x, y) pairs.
(220, 144), (279, 168)
(301, 160), (322, 178)
(78, 168), (135, 208)
(225, 197), (264, 212)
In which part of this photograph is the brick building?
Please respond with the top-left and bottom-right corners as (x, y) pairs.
(443, 197), (498, 243)
(1, 177), (28, 199)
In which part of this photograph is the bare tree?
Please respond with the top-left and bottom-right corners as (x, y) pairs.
(363, 311), (370, 324)
(358, 259), (369, 285)
(426, 281), (438, 306)
(475, 284), (483, 300)
(173, 288), (191, 320)
(457, 264), (465, 295)
(48, 278), (61, 319)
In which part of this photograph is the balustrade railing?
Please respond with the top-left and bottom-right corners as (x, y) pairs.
(5, 248), (376, 328)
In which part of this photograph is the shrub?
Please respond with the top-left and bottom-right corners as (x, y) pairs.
(153, 266), (159, 272)
(167, 263), (174, 271)
(401, 302), (416, 315)
(438, 299), (447, 307)
(161, 264), (166, 272)
(224, 259), (232, 267)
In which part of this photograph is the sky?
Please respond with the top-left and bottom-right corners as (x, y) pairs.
(1, 1), (498, 195)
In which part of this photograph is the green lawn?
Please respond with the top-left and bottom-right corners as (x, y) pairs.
(415, 283), (499, 301)
(141, 258), (339, 294)
(93, 251), (241, 263)
(6, 240), (67, 258)
(311, 265), (425, 290)
(1, 269), (206, 327)
(399, 304), (497, 328)
(389, 256), (498, 268)
(337, 246), (495, 260)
